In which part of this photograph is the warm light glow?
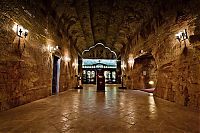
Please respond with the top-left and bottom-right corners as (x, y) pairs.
(175, 29), (188, 41)
(12, 22), (18, 32)
(47, 45), (59, 53)
(128, 57), (135, 68)
(175, 32), (182, 38)
(121, 61), (126, 70)
(149, 81), (154, 85)
(12, 22), (28, 37)
(23, 29), (29, 36)
(148, 94), (157, 118)
(64, 56), (71, 62)
(47, 45), (53, 53)
(128, 59), (134, 64)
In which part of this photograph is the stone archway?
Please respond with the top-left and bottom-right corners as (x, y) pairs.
(126, 53), (157, 90)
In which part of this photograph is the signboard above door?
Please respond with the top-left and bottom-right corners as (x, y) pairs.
(82, 59), (117, 68)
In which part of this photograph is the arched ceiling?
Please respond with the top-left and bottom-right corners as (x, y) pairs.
(43, 0), (156, 57)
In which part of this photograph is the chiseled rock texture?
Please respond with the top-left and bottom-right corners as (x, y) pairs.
(123, 1), (200, 110)
(126, 55), (157, 90)
(0, 1), (78, 111)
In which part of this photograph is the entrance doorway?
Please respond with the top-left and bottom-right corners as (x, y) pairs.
(104, 70), (116, 84)
(82, 69), (117, 84)
(81, 59), (119, 84)
(82, 70), (96, 84)
(52, 56), (61, 95)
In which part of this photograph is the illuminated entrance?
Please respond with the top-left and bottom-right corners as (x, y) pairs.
(81, 43), (120, 84)
(82, 59), (117, 84)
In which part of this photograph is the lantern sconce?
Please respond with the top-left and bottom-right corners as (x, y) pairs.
(47, 45), (60, 53)
(175, 29), (188, 47)
(128, 57), (135, 68)
(140, 50), (144, 54)
(12, 23), (29, 38)
(121, 61), (126, 70)
(63, 56), (71, 62)
(121, 63), (126, 70)
(12, 23), (29, 49)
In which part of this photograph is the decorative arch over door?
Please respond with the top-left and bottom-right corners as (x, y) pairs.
(82, 43), (117, 59)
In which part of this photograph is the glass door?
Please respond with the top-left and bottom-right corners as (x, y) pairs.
(104, 70), (116, 84)
(82, 70), (96, 84)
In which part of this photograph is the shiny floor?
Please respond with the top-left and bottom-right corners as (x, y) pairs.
(0, 84), (199, 133)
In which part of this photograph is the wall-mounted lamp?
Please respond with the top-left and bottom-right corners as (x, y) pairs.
(143, 71), (147, 76)
(47, 45), (60, 53)
(12, 23), (29, 56)
(128, 57), (135, 68)
(12, 23), (29, 38)
(175, 29), (188, 47)
(64, 56), (71, 62)
(121, 63), (126, 70)
(140, 50), (144, 54)
(121, 61), (126, 70)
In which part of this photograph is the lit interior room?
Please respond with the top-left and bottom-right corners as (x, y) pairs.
(0, 0), (199, 132)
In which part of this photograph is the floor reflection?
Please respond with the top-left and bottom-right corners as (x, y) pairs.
(0, 84), (199, 133)
(148, 93), (157, 119)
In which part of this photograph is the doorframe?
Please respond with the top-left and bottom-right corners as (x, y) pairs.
(52, 55), (61, 95)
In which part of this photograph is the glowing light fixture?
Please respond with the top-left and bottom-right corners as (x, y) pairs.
(176, 29), (188, 41)
(47, 45), (59, 53)
(128, 57), (135, 67)
(176, 29), (188, 47)
(12, 22), (28, 38)
(148, 81), (154, 85)
(121, 61), (126, 70)
(64, 56), (71, 62)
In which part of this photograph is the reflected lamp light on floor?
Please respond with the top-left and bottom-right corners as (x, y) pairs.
(119, 74), (126, 89)
(75, 74), (83, 89)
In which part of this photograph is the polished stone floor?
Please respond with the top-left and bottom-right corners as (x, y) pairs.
(0, 84), (199, 133)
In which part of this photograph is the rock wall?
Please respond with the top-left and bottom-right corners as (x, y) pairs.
(125, 56), (157, 90)
(123, 2), (200, 110)
(0, 1), (78, 111)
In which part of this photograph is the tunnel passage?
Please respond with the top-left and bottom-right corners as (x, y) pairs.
(125, 53), (157, 90)
(0, 0), (199, 112)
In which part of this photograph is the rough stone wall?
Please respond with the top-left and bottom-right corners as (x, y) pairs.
(123, 2), (200, 110)
(125, 57), (157, 90)
(155, 49), (199, 108)
(153, 15), (200, 110)
(59, 40), (78, 92)
(0, 1), (78, 111)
